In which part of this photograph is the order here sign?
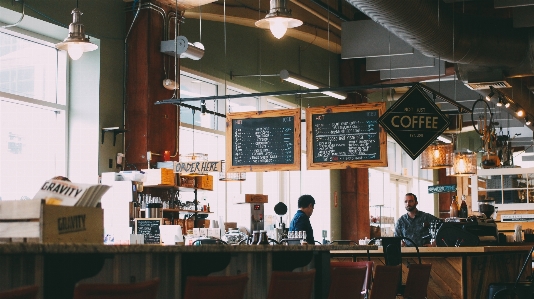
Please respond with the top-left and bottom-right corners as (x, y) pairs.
(378, 84), (450, 160)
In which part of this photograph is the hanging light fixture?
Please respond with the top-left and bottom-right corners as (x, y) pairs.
(56, 7), (98, 60)
(420, 142), (453, 169)
(485, 86), (495, 101)
(450, 150), (477, 176)
(219, 161), (246, 181)
(255, 0), (302, 39)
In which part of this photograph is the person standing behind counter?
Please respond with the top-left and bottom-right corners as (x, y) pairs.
(289, 195), (315, 245)
(395, 193), (439, 247)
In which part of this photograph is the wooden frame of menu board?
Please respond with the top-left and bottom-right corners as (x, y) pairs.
(306, 103), (387, 169)
(226, 109), (301, 172)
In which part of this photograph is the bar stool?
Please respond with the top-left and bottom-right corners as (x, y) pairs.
(402, 264), (432, 299)
(183, 273), (249, 299)
(72, 278), (160, 299)
(330, 261), (374, 295)
(328, 266), (367, 299)
(266, 269), (316, 299)
(0, 286), (38, 299)
(369, 265), (401, 299)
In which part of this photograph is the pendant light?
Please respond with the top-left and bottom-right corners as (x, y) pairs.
(420, 142), (453, 169)
(55, 7), (98, 60)
(255, 0), (302, 39)
(450, 150), (477, 176)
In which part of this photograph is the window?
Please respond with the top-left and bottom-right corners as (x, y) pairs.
(0, 29), (67, 201)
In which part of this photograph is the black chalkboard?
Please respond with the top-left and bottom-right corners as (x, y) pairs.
(306, 103), (387, 169)
(226, 109), (301, 172)
(135, 218), (162, 244)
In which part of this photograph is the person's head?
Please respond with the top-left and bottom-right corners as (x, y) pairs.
(404, 193), (418, 212)
(298, 194), (315, 217)
(52, 176), (70, 182)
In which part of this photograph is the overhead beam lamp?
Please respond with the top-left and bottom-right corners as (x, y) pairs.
(255, 0), (302, 39)
(485, 86), (495, 101)
(517, 108), (525, 117)
(55, 8), (98, 60)
(279, 70), (347, 100)
(505, 101), (511, 108)
(526, 117), (532, 126)
(496, 96), (503, 107)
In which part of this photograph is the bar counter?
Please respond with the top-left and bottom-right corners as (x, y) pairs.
(331, 245), (534, 299)
(0, 243), (375, 299)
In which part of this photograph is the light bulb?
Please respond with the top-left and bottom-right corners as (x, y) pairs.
(269, 19), (288, 39)
(67, 44), (84, 60)
(517, 109), (525, 117)
(457, 157), (466, 173)
(433, 148), (440, 159)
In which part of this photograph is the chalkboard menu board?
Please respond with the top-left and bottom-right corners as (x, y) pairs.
(135, 218), (162, 244)
(306, 103), (387, 169)
(226, 109), (301, 172)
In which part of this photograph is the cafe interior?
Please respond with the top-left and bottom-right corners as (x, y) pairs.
(3, 0), (534, 299)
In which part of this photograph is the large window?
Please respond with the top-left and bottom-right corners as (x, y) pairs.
(0, 29), (67, 201)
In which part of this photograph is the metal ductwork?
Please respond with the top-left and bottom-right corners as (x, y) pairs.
(346, 0), (530, 72)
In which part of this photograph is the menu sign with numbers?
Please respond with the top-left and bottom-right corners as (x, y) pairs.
(306, 103), (387, 169)
(226, 109), (301, 172)
(134, 218), (162, 244)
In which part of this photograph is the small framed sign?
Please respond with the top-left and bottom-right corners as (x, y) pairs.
(134, 218), (163, 244)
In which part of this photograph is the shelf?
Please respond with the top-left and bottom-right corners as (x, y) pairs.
(141, 185), (212, 192)
(162, 208), (212, 214)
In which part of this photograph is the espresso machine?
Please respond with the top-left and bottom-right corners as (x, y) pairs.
(233, 194), (267, 234)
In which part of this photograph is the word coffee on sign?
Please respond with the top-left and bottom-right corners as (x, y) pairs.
(378, 84), (450, 160)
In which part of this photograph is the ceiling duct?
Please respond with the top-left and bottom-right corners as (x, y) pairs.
(345, 0), (530, 71)
(465, 81), (512, 90)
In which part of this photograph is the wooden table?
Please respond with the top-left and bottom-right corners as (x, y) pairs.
(331, 246), (534, 299)
(0, 243), (375, 299)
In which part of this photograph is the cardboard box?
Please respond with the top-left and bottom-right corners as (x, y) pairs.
(245, 194), (268, 203)
(0, 199), (103, 243)
(179, 175), (196, 188)
(195, 175), (213, 190)
(143, 168), (175, 186)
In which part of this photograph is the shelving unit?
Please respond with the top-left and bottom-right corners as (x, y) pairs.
(142, 184), (213, 228)
(471, 167), (534, 211)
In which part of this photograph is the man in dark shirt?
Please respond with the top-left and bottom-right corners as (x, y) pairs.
(289, 195), (315, 244)
(395, 193), (439, 247)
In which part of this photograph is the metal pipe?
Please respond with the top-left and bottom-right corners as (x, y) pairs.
(155, 82), (415, 103)
(307, 0), (348, 22)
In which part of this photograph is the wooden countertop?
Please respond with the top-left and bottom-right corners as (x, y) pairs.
(0, 243), (377, 254)
(332, 245), (533, 255)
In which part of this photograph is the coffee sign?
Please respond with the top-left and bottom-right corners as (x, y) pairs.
(378, 84), (450, 160)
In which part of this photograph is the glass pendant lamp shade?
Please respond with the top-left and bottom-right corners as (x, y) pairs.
(255, 0), (302, 39)
(420, 143), (453, 169)
(450, 150), (477, 176)
(55, 8), (98, 60)
(219, 161), (246, 181)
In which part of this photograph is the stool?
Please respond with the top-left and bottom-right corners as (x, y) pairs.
(328, 266), (367, 299)
(266, 269), (316, 299)
(73, 278), (160, 299)
(183, 274), (248, 299)
(0, 286), (38, 299)
(369, 265), (401, 299)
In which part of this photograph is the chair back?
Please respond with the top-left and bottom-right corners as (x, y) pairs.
(266, 269), (316, 299)
(369, 265), (401, 299)
(403, 264), (432, 299)
(330, 261), (374, 292)
(328, 267), (367, 299)
(183, 274), (248, 299)
(73, 278), (160, 299)
(0, 286), (38, 299)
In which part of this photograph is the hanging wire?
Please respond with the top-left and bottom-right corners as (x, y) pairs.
(327, 0), (331, 88)
(1, 0), (25, 29)
(172, 0), (179, 99)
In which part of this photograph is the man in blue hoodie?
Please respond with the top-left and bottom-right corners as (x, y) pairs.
(289, 194), (315, 244)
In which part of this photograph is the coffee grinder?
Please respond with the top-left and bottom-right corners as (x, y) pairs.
(274, 202), (288, 242)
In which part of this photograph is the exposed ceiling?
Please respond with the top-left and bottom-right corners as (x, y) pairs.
(157, 0), (534, 151)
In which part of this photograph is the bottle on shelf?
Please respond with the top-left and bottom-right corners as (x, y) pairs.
(450, 195), (459, 218)
(459, 195), (468, 218)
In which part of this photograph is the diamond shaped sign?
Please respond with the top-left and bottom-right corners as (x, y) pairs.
(378, 84), (450, 160)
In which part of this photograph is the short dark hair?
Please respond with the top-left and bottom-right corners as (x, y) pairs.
(405, 193), (417, 202)
(298, 195), (315, 208)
